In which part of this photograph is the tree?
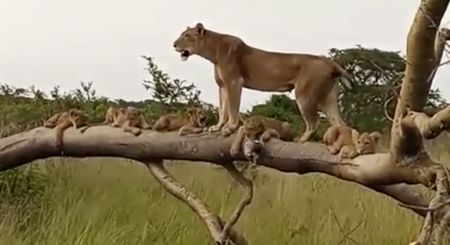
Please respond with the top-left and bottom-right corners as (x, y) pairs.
(330, 46), (446, 132)
(2, 1), (450, 244)
(142, 56), (201, 109)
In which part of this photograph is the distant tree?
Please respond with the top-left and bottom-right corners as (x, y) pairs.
(142, 56), (201, 109)
(330, 46), (446, 132)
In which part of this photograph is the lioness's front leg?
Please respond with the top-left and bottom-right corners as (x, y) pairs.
(222, 79), (243, 136)
(209, 86), (229, 132)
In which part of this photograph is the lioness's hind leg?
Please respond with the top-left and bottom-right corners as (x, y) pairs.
(319, 84), (346, 126)
(295, 99), (319, 143)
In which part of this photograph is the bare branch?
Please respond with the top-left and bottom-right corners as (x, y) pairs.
(399, 199), (450, 212)
(403, 106), (450, 140)
(145, 161), (247, 245)
(219, 164), (254, 244)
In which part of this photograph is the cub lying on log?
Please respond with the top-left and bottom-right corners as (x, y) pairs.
(81, 106), (152, 136)
(112, 106), (152, 136)
(44, 109), (88, 152)
(322, 125), (381, 159)
(229, 115), (293, 157)
(152, 107), (207, 136)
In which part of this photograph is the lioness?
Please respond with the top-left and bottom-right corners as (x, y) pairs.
(173, 23), (353, 142)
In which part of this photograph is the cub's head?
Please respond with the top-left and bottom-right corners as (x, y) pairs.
(351, 129), (382, 154)
(243, 116), (266, 140)
(173, 23), (206, 61)
(68, 109), (88, 126)
(187, 107), (207, 127)
(125, 106), (143, 122)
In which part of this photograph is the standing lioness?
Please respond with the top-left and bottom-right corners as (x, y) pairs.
(173, 23), (352, 142)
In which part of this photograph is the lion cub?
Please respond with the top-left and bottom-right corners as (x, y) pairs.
(44, 109), (88, 151)
(229, 115), (293, 156)
(322, 125), (381, 159)
(111, 106), (152, 136)
(152, 107), (207, 136)
(81, 106), (151, 134)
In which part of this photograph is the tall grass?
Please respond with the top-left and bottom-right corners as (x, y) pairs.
(3, 135), (450, 245)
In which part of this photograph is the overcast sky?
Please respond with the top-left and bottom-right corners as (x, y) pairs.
(2, 0), (450, 111)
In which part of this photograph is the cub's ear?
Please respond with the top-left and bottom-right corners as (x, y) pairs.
(186, 108), (194, 115)
(195, 22), (205, 35)
(369, 131), (382, 143)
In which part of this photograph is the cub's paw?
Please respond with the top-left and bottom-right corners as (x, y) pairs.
(327, 146), (339, 155)
(208, 124), (223, 133)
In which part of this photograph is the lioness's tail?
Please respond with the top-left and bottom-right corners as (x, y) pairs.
(331, 62), (354, 90)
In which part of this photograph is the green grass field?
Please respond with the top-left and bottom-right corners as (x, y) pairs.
(2, 137), (450, 245)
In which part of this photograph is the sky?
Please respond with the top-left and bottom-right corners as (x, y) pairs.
(2, 0), (450, 111)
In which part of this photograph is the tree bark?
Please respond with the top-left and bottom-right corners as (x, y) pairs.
(391, 0), (449, 145)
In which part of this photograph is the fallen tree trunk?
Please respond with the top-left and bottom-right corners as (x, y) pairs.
(0, 126), (430, 217)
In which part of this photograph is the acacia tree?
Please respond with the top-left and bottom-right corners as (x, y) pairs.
(2, 1), (450, 244)
(330, 46), (446, 132)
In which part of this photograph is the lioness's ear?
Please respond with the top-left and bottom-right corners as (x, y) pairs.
(351, 129), (360, 143)
(370, 131), (382, 143)
(195, 23), (205, 35)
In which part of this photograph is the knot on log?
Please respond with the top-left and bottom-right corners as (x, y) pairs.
(243, 139), (264, 163)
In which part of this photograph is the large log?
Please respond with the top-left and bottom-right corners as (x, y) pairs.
(0, 126), (429, 217)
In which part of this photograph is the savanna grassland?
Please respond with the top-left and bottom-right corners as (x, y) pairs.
(2, 138), (448, 245)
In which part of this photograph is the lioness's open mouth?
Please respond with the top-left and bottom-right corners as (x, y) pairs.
(180, 50), (191, 61)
